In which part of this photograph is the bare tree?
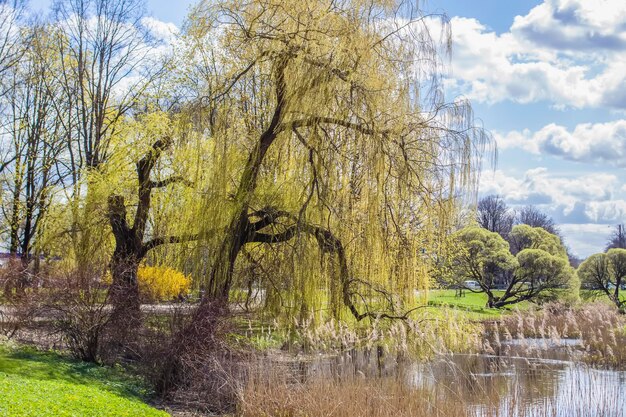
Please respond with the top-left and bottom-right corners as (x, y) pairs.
(516, 205), (559, 236)
(476, 195), (514, 237)
(0, 0), (27, 93)
(606, 224), (626, 251)
(1, 25), (65, 293)
(50, 0), (158, 171)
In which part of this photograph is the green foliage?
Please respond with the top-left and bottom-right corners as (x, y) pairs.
(4, 0), (491, 327)
(0, 345), (168, 417)
(516, 248), (578, 304)
(578, 253), (611, 288)
(607, 248), (626, 282)
(448, 226), (518, 286)
(509, 224), (567, 257)
(448, 225), (577, 307)
(578, 248), (626, 310)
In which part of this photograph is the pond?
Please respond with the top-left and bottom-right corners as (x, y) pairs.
(268, 344), (626, 417)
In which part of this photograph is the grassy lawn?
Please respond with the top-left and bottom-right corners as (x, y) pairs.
(0, 344), (168, 417)
(426, 290), (529, 320)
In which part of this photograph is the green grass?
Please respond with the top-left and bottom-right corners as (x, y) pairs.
(425, 290), (530, 320)
(0, 344), (169, 417)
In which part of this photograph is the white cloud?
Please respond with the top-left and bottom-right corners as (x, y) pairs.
(141, 17), (179, 43)
(480, 168), (626, 257)
(442, 0), (626, 109)
(559, 223), (613, 258)
(494, 120), (626, 167)
(511, 0), (626, 52)
(480, 168), (619, 209)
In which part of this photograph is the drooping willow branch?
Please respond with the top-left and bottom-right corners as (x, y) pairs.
(245, 207), (425, 321)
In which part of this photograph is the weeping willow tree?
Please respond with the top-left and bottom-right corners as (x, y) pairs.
(174, 0), (492, 322)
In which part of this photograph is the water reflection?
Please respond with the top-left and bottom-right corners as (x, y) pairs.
(273, 350), (626, 417)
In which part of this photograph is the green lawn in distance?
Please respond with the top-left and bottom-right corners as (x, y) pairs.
(425, 289), (530, 319)
(0, 345), (168, 417)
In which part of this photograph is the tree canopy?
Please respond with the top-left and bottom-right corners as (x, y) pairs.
(448, 224), (577, 308)
(579, 249), (626, 311)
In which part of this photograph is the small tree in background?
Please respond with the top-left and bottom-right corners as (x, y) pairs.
(578, 248), (626, 312)
(447, 226), (517, 307)
(450, 224), (577, 308)
(516, 205), (559, 236)
(606, 224), (626, 250)
(476, 195), (514, 237)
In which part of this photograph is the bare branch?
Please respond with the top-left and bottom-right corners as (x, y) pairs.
(141, 234), (201, 256)
(149, 176), (193, 189)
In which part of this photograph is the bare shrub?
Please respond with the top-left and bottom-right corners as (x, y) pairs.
(0, 259), (42, 339)
(1, 258), (32, 298)
(141, 300), (243, 415)
(44, 268), (112, 362)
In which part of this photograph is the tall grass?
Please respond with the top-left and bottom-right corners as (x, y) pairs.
(272, 308), (483, 359)
(238, 355), (625, 417)
(495, 302), (626, 368)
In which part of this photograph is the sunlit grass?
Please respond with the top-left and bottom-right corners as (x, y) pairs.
(0, 344), (168, 417)
(425, 290), (530, 320)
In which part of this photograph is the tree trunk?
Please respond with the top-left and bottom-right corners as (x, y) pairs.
(206, 211), (249, 300)
(107, 194), (143, 347)
(109, 256), (141, 320)
(486, 291), (497, 308)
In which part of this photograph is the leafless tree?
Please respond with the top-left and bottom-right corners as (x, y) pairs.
(50, 0), (159, 172)
(516, 205), (559, 236)
(606, 224), (626, 251)
(0, 25), (65, 294)
(0, 0), (27, 94)
(476, 195), (514, 237)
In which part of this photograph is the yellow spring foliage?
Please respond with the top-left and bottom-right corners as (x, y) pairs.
(101, 266), (190, 302)
(138, 266), (191, 302)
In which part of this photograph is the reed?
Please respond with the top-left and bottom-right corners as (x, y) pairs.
(495, 302), (626, 368)
(237, 355), (625, 417)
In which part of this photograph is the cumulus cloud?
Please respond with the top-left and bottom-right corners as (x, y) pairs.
(479, 168), (624, 223)
(511, 0), (626, 52)
(494, 120), (626, 167)
(442, 0), (626, 109)
(559, 223), (614, 258)
(479, 168), (626, 256)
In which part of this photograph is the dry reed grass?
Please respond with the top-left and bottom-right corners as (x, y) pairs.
(496, 302), (626, 368)
(237, 358), (625, 417)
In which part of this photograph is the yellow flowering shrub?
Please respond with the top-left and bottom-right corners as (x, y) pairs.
(137, 266), (191, 302)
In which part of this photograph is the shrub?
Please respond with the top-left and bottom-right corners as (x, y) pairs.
(45, 269), (112, 362)
(137, 266), (191, 303)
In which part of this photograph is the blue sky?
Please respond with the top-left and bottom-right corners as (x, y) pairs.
(28, 0), (626, 258)
(424, 0), (626, 258)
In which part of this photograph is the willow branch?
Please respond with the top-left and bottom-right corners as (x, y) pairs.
(141, 234), (201, 256)
(247, 213), (424, 322)
(149, 176), (193, 189)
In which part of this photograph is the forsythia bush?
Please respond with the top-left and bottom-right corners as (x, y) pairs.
(102, 266), (191, 301)
(138, 266), (191, 302)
